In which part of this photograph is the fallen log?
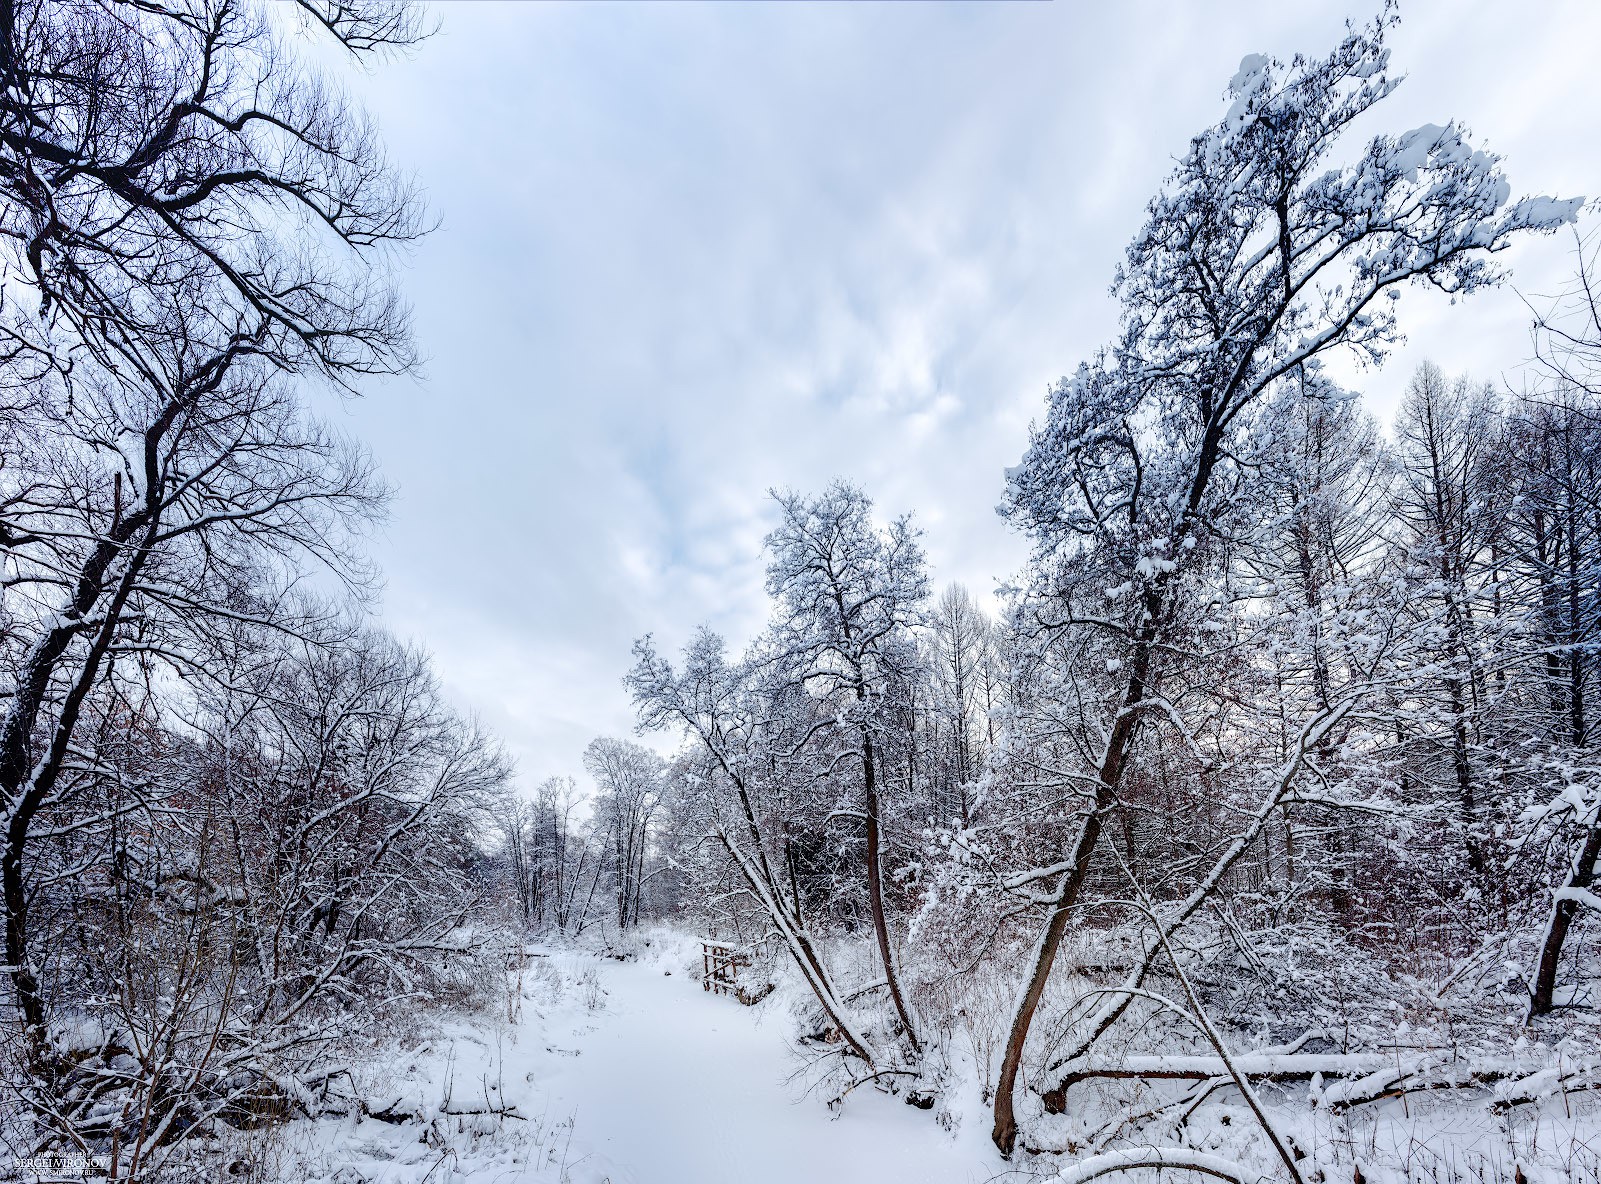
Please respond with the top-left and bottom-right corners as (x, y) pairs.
(1043, 1053), (1594, 1115)
(1059, 1053), (1391, 1087)
(361, 1095), (527, 1124)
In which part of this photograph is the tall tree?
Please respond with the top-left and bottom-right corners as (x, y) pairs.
(989, 14), (1577, 1154)
(764, 482), (929, 1054)
(926, 584), (997, 827)
(0, 0), (427, 1115)
(1390, 363), (1507, 879)
(629, 628), (879, 1064)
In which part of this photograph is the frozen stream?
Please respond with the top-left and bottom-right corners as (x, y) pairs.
(521, 944), (1004, 1184)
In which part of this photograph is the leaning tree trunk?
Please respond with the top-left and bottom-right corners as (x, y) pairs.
(1529, 822), (1601, 1018)
(718, 831), (877, 1064)
(2, 503), (157, 1070)
(703, 733), (880, 1065)
(991, 615), (1154, 1154)
(862, 730), (919, 1054)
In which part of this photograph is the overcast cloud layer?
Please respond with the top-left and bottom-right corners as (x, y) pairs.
(324, 1), (1601, 788)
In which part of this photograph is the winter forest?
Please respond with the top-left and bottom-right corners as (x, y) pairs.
(3, 1), (1601, 1182)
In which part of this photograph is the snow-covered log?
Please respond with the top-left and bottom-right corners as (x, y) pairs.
(1051, 1052), (1600, 1114)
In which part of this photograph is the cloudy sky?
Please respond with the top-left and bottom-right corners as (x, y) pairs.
(321, 0), (1601, 788)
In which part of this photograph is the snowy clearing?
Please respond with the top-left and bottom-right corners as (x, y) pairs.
(276, 937), (1007, 1184)
(529, 942), (1003, 1184)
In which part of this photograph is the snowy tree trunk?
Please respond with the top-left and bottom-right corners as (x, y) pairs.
(862, 730), (919, 1054)
(991, 609), (1154, 1153)
(1529, 823), (1601, 1017)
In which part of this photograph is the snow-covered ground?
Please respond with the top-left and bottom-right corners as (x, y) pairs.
(534, 941), (1003, 1184)
(149, 931), (1601, 1183)
(270, 934), (1008, 1184)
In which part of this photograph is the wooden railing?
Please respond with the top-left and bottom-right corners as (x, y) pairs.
(701, 939), (748, 996)
(700, 939), (771, 1005)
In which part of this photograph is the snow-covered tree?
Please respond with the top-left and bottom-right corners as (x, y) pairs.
(584, 737), (665, 932)
(989, 12), (1578, 1153)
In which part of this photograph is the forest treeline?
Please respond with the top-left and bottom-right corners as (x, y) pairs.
(4, 1), (1600, 1181)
